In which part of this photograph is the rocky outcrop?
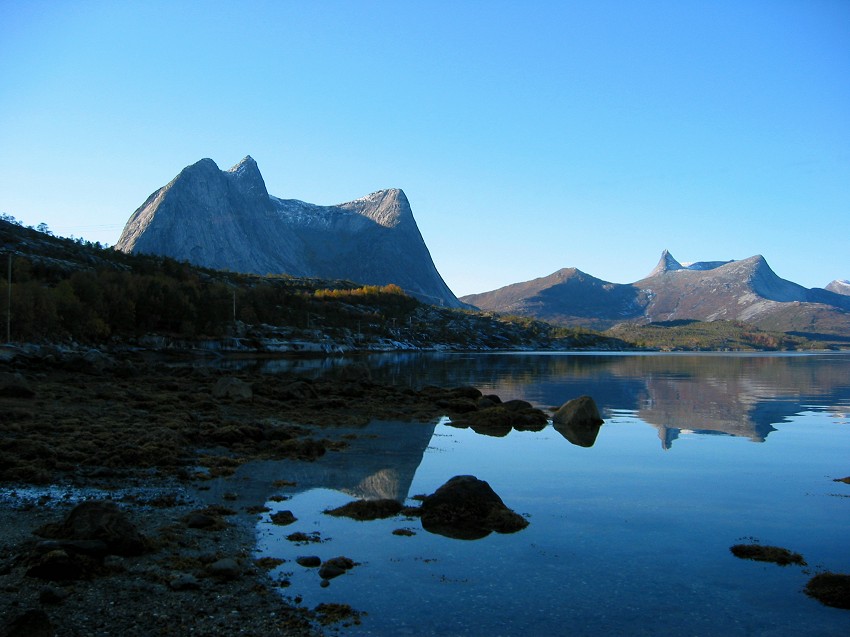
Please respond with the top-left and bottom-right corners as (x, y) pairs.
(419, 475), (528, 540)
(116, 156), (462, 308)
(552, 395), (604, 447)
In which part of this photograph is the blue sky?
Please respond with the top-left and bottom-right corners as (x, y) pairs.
(1, 0), (848, 296)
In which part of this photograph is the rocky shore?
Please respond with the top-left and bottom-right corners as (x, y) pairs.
(0, 345), (550, 636)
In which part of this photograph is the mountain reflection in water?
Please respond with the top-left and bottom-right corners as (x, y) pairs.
(365, 351), (850, 448)
(234, 352), (850, 637)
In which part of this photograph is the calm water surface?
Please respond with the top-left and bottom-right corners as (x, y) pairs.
(245, 352), (850, 636)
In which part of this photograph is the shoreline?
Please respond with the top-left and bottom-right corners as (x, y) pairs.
(0, 348), (490, 635)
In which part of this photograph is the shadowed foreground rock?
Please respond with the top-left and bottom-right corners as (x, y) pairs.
(34, 501), (148, 557)
(0, 609), (54, 637)
(419, 475), (528, 540)
(552, 395), (603, 447)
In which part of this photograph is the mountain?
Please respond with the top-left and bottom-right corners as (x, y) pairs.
(826, 280), (850, 296)
(116, 156), (462, 307)
(461, 250), (850, 336)
(461, 268), (645, 330)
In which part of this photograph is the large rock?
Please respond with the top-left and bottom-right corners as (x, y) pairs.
(419, 475), (528, 540)
(35, 501), (148, 556)
(0, 372), (34, 398)
(447, 394), (549, 437)
(552, 396), (603, 447)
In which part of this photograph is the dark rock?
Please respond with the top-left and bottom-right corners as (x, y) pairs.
(35, 539), (109, 558)
(436, 398), (479, 413)
(420, 475), (529, 540)
(476, 396), (500, 409)
(318, 556), (355, 580)
(552, 395), (603, 447)
(451, 403), (548, 437)
(168, 573), (201, 591)
(25, 550), (85, 581)
(0, 609), (54, 637)
(269, 510), (297, 526)
(207, 558), (241, 580)
(296, 556), (321, 568)
(34, 501), (147, 557)
(277, 380), (318, 401)
(182, 511), (220, 529)
(729, 544), (806, 566)
(212, 376), (253, 401)
(0, 372), (34, 398)
(805, 572), (850, 609)
(39, 585), (70, 604)
(324, 499), (403, 521)
(501, 399), (533, 411)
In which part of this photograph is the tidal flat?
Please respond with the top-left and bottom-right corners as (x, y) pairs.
(2, 350), (850, 635)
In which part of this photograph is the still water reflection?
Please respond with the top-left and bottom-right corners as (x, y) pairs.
(239, 353), (850, 636)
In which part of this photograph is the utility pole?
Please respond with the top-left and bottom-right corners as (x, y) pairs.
(6, 252), (11, 343)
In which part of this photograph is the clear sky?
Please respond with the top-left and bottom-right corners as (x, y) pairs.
(1, 0), (848, 296)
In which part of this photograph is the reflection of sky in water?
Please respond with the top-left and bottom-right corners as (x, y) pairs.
(256, 409), (850, 636)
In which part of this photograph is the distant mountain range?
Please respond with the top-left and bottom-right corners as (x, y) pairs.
(115, 156), (462, 308)
(461, 250), (850, 336)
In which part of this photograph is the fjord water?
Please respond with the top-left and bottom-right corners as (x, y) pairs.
(254, 352), (850, 636)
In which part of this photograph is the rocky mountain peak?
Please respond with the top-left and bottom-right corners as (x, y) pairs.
(116, 157), (462, 308)
(225, 155), (269, 202)
(341, 188), (412, 228)
(646, 250), (684, 278)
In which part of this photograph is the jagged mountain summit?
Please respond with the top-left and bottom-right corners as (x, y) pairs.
(461, 250), (850, 336)
(116, 156), (462, 307)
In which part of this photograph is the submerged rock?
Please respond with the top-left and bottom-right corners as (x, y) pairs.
(805, 572), (850, 609)
(324, 498), (403, 520)
(296, 555), (321, 568)
(419, 475), (528, 540)
(318, 556), (356, 580)
(729, 544), (806, 566)
(269, 510), (297, 526)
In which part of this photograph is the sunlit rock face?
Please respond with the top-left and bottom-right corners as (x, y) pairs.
(116, 156), (462, 308)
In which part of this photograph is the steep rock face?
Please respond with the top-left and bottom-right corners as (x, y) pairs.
(116, 157), (461, 307)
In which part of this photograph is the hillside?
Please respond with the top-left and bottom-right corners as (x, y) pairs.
(462, 250), (850, 338)
(0, 218), (608, 352)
